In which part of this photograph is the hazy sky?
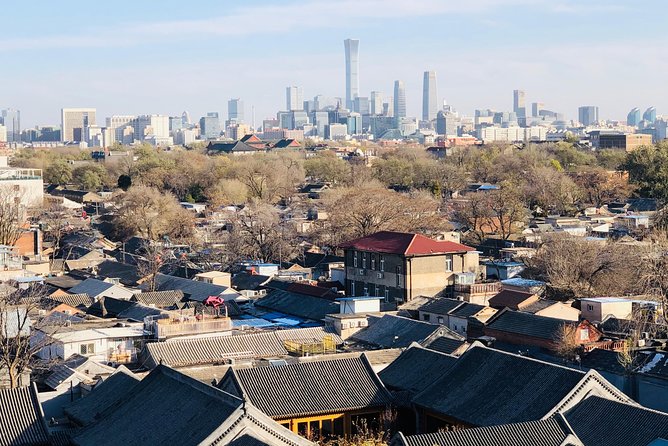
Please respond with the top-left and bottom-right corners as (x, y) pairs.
(2, 0), (666, 127)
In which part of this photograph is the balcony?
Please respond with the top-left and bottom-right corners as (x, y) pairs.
(107, 348), (138, 364)
(148, 315), (233, 340)
(454, 282), (501, 296)
(0, 168), (42, 180)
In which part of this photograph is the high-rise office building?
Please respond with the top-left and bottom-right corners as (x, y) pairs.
(344, 39), (360, 110)
(394, 80), (406, 119)
(627, 107), (641, 126)
(1, 109), (20, 143)
(106, 115), (135, 145)
(643, 106), (657, 123)
(169, 116), (183, 132)
(286, 86), (303, 111)
(181, 111), (191, 127)
(353, 97), (370, 115)
(578, 106), (599, 126)
(436, 110), (459, 136)
(199, 113), (221, 140)
(513, 90), (526, 118)
(228, 98), (244, 122)
(531, 102), (544, 117)
(61, 108), (96, 142)
(370, 91), (383, 115)
(422, 71), (438, 121)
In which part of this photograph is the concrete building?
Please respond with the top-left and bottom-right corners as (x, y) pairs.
(61, 108), (96, 143)
(0, 155), (43, 207)
(340, 231), (478, 304)
(353, 97), (370, 115)
(589, 131), (652, 151)
(286, 86), (303, 112)
(422, 71), (438, 122)
(393, 80), (406, 119)
(228, 98), (244, 123)
(133, 115), (170, 141)
(106, 115), (135, 146)
(344, 38), (360, 110)
(1, 109), (20, 143)
(436, 110), (459, 136)
(513, 90), (526, 119)
(478, 126), (548, 143)
(578, 106), (599, 126)
(0, 126), (6, 143)
(326, 123), (348, 140)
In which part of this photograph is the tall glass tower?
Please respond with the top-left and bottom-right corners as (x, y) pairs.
(344, 39), (360, 111)
(1, 109), (20, 143)
(228, 98), (244, 123)
(422, 71), (438, 121)
(394, 80), (406, 119)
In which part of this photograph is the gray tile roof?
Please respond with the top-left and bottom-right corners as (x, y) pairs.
(488, 289), (537, 310)
(131, 290), (185, 308)
(231, 272), (271, 291)
(412, 346), (587, 426)
(565, 396), (668, 446)
(379, 346), (458, 397)
(218, 356), (392, 418)
(46, 293), (94, 309)
(0, 384), (50, 446)
(393, 415), (581, 446)
(255, 289), (339, 321)
(417, 298), (465, 316)
(153, 273), (239, 302)
(423, 336), (466, 355)
(352, 314), (464, 349)
(116, 303), (165, 321)
(485, 308), (571, 341)
(70, 364), (314, 446)
(449, 302), (487, 318)
(68, 278), (114, 298)
(141, 327), (342, 369)
(521, 299), (560, 314)
(64, 367), (140, 426)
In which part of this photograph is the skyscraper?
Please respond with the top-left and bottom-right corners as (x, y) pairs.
(286, 86), (303, 111)
(422, 71), (438, 121)
(344, 39), (360, 110)
(61, 108), (96, 142)
(0, 109), (20, 143)
(627, 107), (641, 126)
(531, 102), (544, 117)
(578, 106), (599, 126)
(182, 111), (191, 127)
(199, 112), (221, 140)
(513, 90), (526, 118)
(394, 80), (406, 120)
(228, 98), (244, 122)
(643, 106), (657, 123)
(370, 91), (383, 115)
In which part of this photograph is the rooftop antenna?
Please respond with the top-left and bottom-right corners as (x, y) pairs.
(251, 105), (255, 132)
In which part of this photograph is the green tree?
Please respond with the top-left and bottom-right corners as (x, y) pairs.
(622, 143), (668, 202)
(44, 159), (73, 185)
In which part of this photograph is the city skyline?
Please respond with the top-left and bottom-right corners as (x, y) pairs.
(1, 0), (667, 127)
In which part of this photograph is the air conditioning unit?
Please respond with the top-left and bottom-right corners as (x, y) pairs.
(377, 272), (384, 279)
(359, 269), (366, 275)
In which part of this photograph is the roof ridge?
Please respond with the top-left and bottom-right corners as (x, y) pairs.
(463, 343), (586, 373)
(404, 233), (419, 255)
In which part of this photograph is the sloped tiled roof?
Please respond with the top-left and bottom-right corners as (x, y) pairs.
(489, 289), (538, 310)
(130, 290), (185, 308)
(379, 345), (458, 397)
(94, 260), (141, 286)
(86, 297), (135, 318)
(412, 346), (587, 426)
(45, 293), (94, 309)
(71, 364), (314, 446)
(69, 278), (114, 297)
(423, 336), (467, 355)
(565, 396), (668, 446)
(352, 314), (463, 349)
(64, 367), (140, 427)
(485, 308), (573, 341)
(218, 356), (392, 418)
(116, 303), (165, 321)
(393, 415), (580, 446)
(141, 327), (342, 369)
(153, 273), (238, 302)
(339, 231), (475, 255)
(521, 299), (561, 314)
(0, 384), (50, 446)
(449, 302), (488, 318)
(255, 289), (339, 321)
(418, 298), (464, 316)
(231, 272), (271, 291)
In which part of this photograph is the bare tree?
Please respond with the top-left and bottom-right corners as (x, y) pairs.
(617, 306), (661, 375)
(0, 185), (26, 246)
(552, 322), (580, 360)
(0, 286), (58, 388)
(38, 203), (72, 264)
(136, 241), (176, 292)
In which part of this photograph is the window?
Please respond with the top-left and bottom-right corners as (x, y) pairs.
(368, 283), (375, 296)
(371, 255), (376, 270)
(587, 304), (594, 311)
(362, 252), (367, 269)
(363, 286), (368, 296)
(80, 343), (95, 354)
(580, 328), (589, 341)
(350, 282), (355, 296)
(445, 255), (453, 272)
(379, 256), (385, 272)
(437, 316), (444, 324)
(396, 265), (402, 287)
(384, 288), (390, 303)
(353, 252), (358, 268)
(423, 314), (431, 322)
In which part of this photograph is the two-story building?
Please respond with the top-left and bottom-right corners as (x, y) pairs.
(339, 231), (478, 304)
